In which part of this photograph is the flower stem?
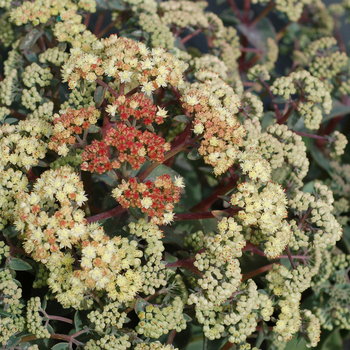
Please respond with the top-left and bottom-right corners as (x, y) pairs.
(250, 2), (275, 27)
(97, 16), (121, 38)
(259, 78), (281, 121)
(181, 28), (204, 44)
(242, 263), (275, 281)
(86, 205), (127, 223)
(95, 78), (119, 99)
(285, 245), (296, 269)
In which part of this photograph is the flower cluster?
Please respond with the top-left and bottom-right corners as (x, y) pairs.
(186, 218), (245, 314)
(182, 73), (245, 175)
(137, 297), (187, 338)
(112, 175), (183, 225)
(271, 70), (332, 130)
(105, 93), (167, 125)
(104, 124), (170, 169)
(0, 268), (25, 346)
(22, 63), (53, 88)
(0, 118), (52, 170)
(128, 219), (167, 295)
(48, 106), (100, 156)
(288, 182), (342, 250)
(231, 181), (291, 258)
(61, 35), (187, 92)
(26, 297), (50, 339)
(0, 168), (28, 230)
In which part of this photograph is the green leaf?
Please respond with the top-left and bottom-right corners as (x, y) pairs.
(302, 180), (315, 194)
(109, 0), (126, 10)
(322, 100), (350, 124)
(237, 17), (276, 52)
(74, 311), (83, 332)
(41, 297), (47, 311)
(183, 313), (192, 322)
(272, 97), (289, 103)
(187, 148), (201, 160)
(174, 115), (191, 123)
(261, 111), (276, 130)
(8, 258), (32, 271)
(2, 226), (19, 238)
(5, 336), (21, 348)
(342, 226), (350, 254)
(310, 142), (333, 176)
(144, 164), (180, 183)
(20, 28), (44, 50)
(51, 343), (69, 350)
(94, 85), (107, 108)
(164, 252), (178, 263)
(211, 210), (229, 220)
(135, 299), (147, 314)
(88, 125), (101, 133)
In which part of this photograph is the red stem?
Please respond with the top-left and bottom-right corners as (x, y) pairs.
(95, 78), (119, 99)
(181, 28), (204, 44)
(190, 175), (239, 213)
(97, 16), (122, 39)
(93, 11), (105, 36)
(86, 205), (127, 223)
(292, 130), (331, 141)
(259, 79), (281, 121)
(226, 0), (243, 21)
(250, 2), (275, 27)
(285, 245), (296, 269)
(242, 263), (275, 281)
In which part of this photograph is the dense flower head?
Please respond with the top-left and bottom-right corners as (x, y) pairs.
(231, 181), (291, 258)
(0, 168), (28, 230)
(289, 182), (342, 251)
(137, 296), (187, 338)
(48, 106), (100, 156)
(182, 72), (245, 176)
(105, 93), (167, 125)
(61, 34), (188, 92)
(271, 70), (332, 130)
(14, 166), (88, 263)
(112, 175), (183, 225)
(0, 269), (25, 346)
(0, 118), (52, 170)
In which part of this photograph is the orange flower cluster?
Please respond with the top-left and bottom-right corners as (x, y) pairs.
(112, 175), (182, 225)
(107, 93), (166, 125)
(81, 124), (170, 174)
(48, 107), (100, 155)
(81, 140), (119, 174)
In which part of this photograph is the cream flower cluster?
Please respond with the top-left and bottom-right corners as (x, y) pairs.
(137, 297), (187, 338)
(88, 301), (127, 333)
(330, 130), (348, 158)
(271, 70), (332, 130)
(26, 297), (50, 339)
(303, 37), (347, 81)
(182, 72), (244, 176)
(0, 268), (25, 346)
(61, 34), (187, 93)
(314, 252), (350, 331)
(289, 182), (342, 250)
(22, 63), (53, 88)
(128, 220), (168, 295)
(231, 181), (291, 258)
(186, 218), (245, 312)
(0, 68), (18, 106)
(251, 0), (312, 22)
(39, 47), (70, 66)
(0, 118), (52, 170)
(9, 0), (95, 27)
(0, 168), (28, 230)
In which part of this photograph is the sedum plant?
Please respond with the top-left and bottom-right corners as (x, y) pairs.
(0, 0), (350, 349)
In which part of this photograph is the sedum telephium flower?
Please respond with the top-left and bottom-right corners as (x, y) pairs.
(112, 175), (183, 225)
